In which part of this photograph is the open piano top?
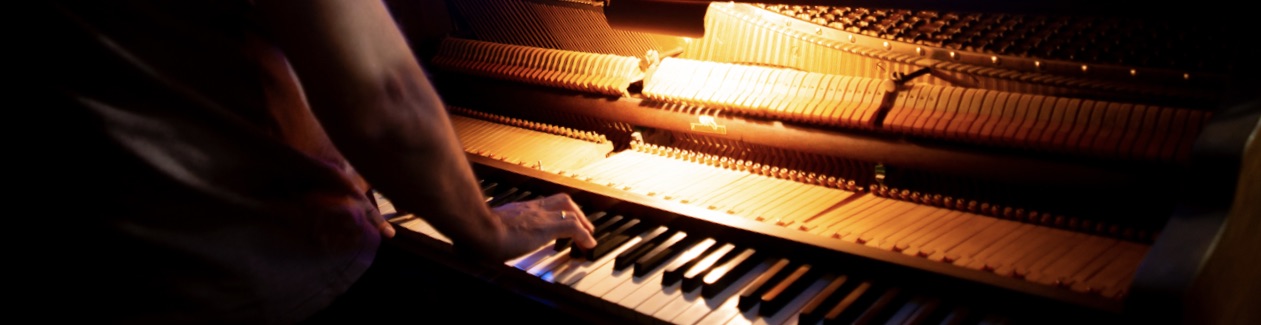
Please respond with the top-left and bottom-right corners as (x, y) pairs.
(381, 0), (1261, 324)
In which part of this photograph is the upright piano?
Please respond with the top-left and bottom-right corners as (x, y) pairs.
(378, 0), (1261, 324)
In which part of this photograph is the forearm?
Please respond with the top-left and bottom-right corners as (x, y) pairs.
(330, 70), (507, 257)
(257, 0), (506, 257)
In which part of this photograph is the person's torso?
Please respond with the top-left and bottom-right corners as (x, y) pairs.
(38, 1), (380, 323)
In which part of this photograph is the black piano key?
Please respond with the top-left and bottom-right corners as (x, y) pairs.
(634, 234), (701, 277)
(580, 215), (632, 256)
(700, 248), (765, 298)
(591, 214), (628, 236)
(799, 275), (852, 325)
(581, 218), (645, 260)
(852, 287), (906, 325)
(613, 228), (680, 271)
(939, 306), (980, 325)
(480, 182), (499, 197)
(482, 186), (515, 205)
(736, 258), (794, 311)
(488, 188), (531, 207)
(679, 243), (738, 292)
(885, 295), (935, 325)
(759, 263), (823, 316)
(661, 239), (722, 286)
(554, 211), (610, 251)
(822, 281), (878, 325)
(569, 214), (626, 256)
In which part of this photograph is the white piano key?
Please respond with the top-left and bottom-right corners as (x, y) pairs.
(618, 268), (671, 309)
(508, 244), (564, 270)
(655, 286), (705, 322)
(526, 247), (577, 276)
(397, 217), (451, 243)
(725, 313), (754, 325)
(689, 292), (744, 325)
(634, 278), (687, 320)
(602, 263), (659, 304)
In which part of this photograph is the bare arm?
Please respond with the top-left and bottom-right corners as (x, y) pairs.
(255, 0), (594, 261)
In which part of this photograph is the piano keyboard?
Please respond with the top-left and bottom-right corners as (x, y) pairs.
(380, 185), (1024, 325)
(451, 111), (1151, 299)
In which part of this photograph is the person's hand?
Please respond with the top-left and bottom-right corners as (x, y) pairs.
(491, 193), (597, 259)
(365, 204), (396, 239)
(372, 213), (396, 239)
